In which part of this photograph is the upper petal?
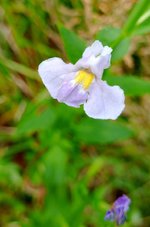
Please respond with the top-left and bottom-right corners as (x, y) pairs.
(82, 40), (103, 58)
(114, 195), (131, 212)
(84, 81), (125, 120)
(38, 57), (75, 98)
(89, 46), (112, 78)
(75, 40), (103, 69)
(75, 41), (112, 79)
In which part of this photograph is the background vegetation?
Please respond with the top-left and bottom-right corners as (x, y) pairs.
(0, 0), (150, 226)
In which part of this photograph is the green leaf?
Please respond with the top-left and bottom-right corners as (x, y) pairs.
(132, 17), (150, 35)
(96, 26), (120, 46)
(86, 157), (104, 182)
(42, 146), (67, 186)
(106, 74), (150, 96)
(0, 161), (22, 187)
(75, 119), (134, 145)
(123, 0), (149, 34)
(17, 104), (56, 135)
(112, 38), (130, 62)
(35, 43), (60, 57)
(58, 25), (86, 63)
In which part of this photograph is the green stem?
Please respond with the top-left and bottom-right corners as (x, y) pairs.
(111, 0), (149, 49)
(111, 33), (126, 49)
(123, 0), (149, 34)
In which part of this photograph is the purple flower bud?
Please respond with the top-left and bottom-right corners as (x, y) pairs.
(105, 194), (131, 225)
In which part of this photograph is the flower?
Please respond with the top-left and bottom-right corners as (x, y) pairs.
(38, 40), (125, 120)
(105, 194), (131, 225)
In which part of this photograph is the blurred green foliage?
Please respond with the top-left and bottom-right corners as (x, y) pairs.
(0, 0), (150, 226)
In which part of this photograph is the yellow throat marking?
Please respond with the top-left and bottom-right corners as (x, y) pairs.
(75, 70), (94, 90)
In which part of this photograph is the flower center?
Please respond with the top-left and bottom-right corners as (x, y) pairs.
(75, 70), (95, 90)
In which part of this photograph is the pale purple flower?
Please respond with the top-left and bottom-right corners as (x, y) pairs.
(38, 40), (125, 120)
(105, 194), (131, 225)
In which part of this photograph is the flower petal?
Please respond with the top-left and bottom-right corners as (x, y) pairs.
(105, 210), (115, 221)
(82, 40), (103, 58)
(75, 40), (103, 69)
(114, 195), (131, 212)
(38, 57), (75, 98)
(84, 81), (125, 120)
(115, 208), (126, 225)
(89, 46), (112, 78)
(75, 41), (112, 79)
(56, 75), (88, 107)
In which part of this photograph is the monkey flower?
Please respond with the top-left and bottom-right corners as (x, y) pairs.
(38, 40), (125, 119)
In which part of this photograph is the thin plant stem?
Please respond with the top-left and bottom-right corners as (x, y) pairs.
(112, 0), (148, 49)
